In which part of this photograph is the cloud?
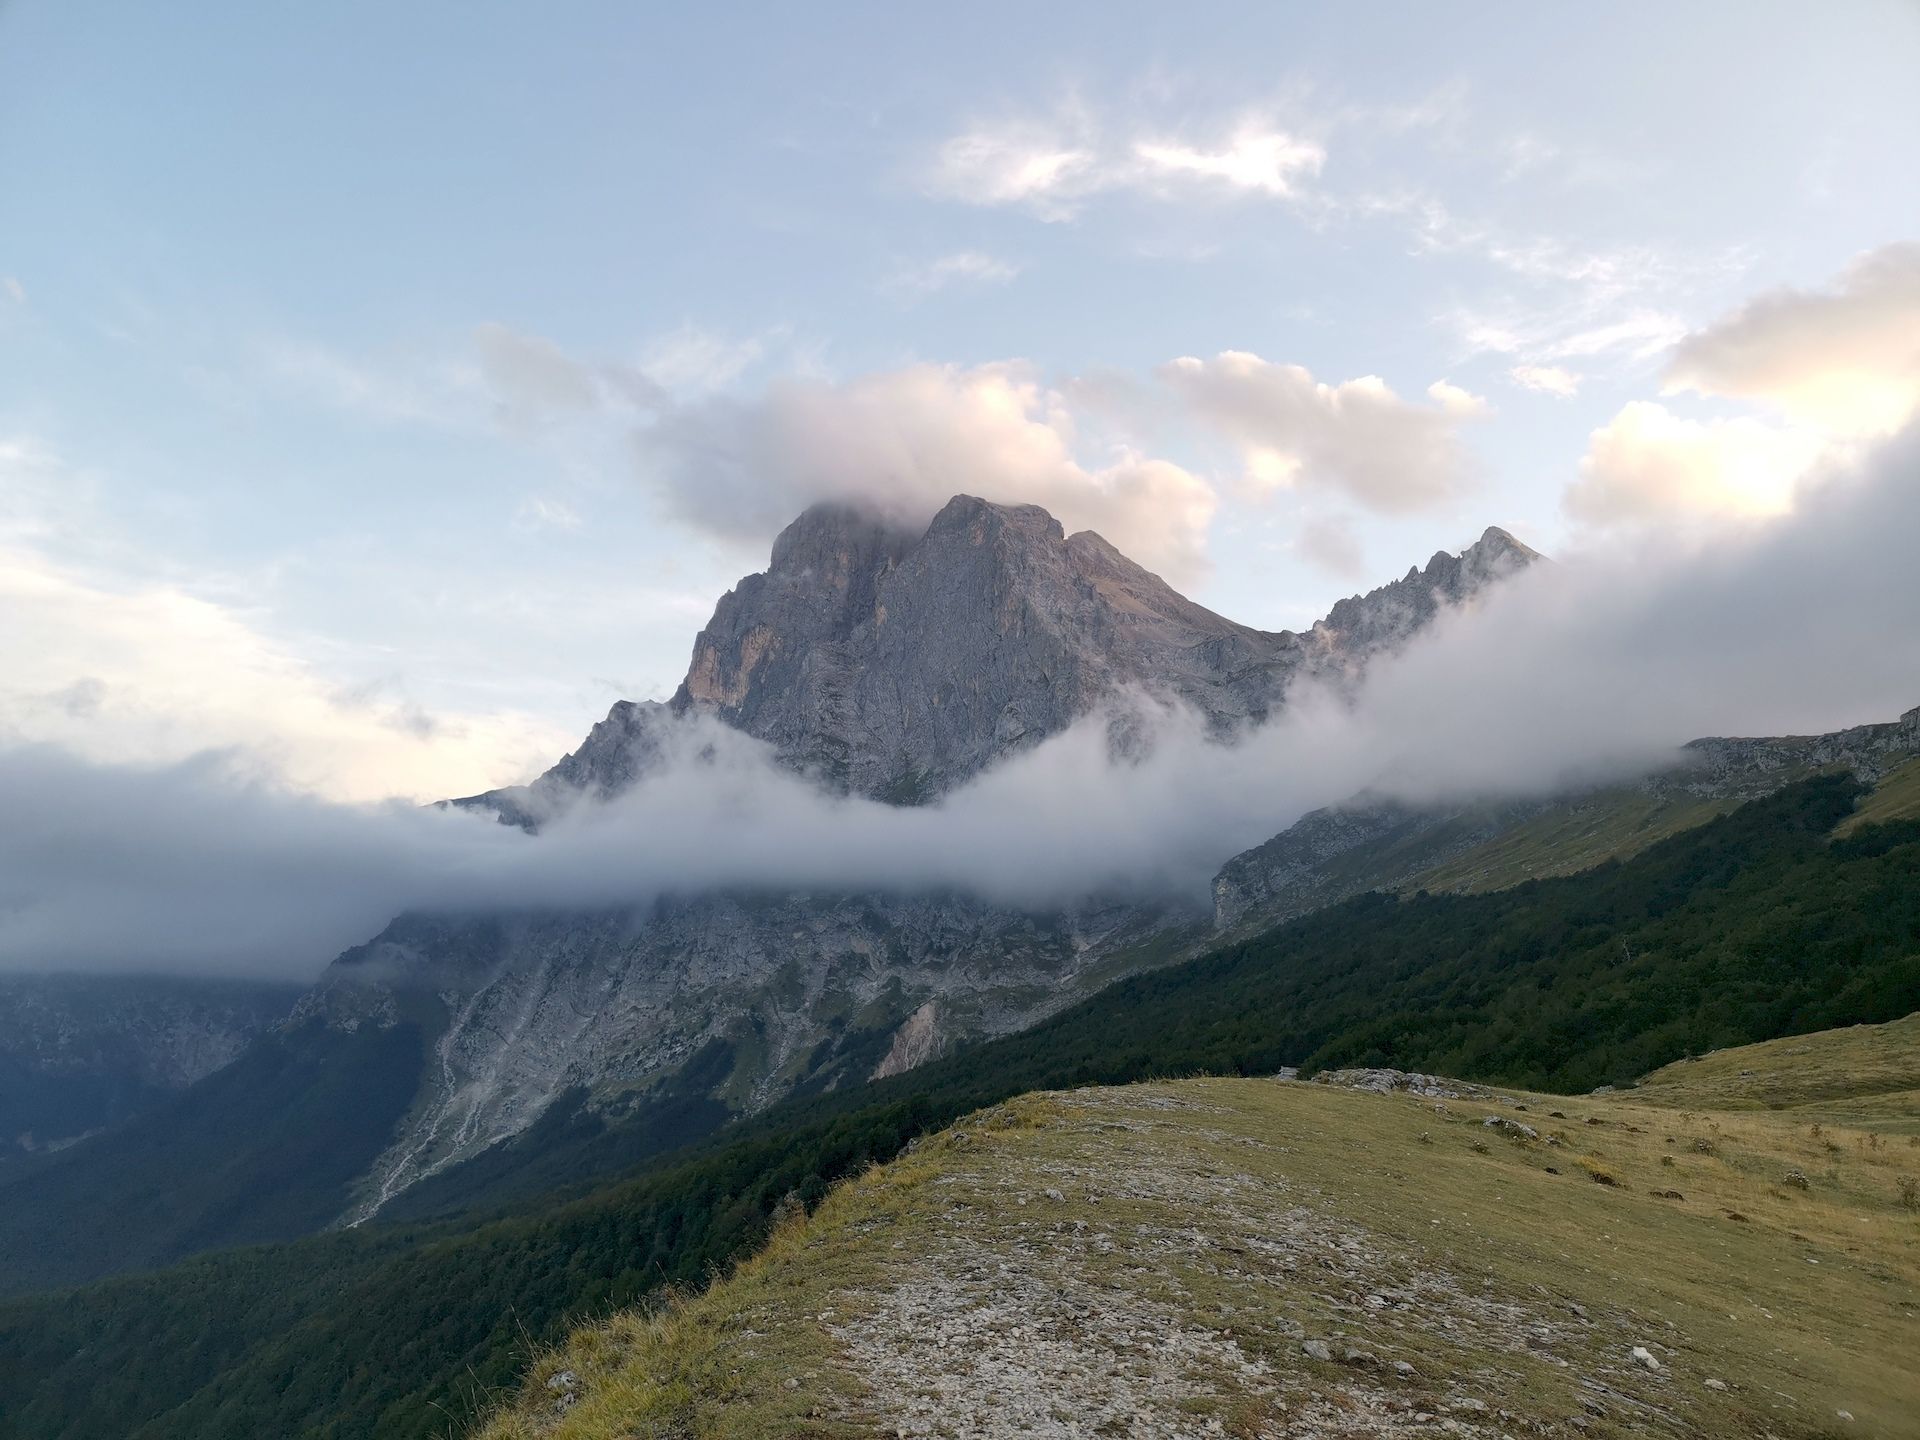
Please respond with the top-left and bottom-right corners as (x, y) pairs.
(1158, 352), (1483, 511)
(925, 102), (1323, 219)
(1564, 401), (1825, 530)
(1132, 127), (1324, 196)
(1509, 364), (1580, 398)
(7, 416), (1917, 980)
(1288, 514), (1367, 579)
(1666, 242), (1920, 435)
(2, 276), (23, 305)
(637, 361), (1218, 583)
(1563, 246), (1920, 533)
(0, 545), (574, 805)
(882, 250), (1021, 301)
(474, 322), (667, 425)
(638, 324), (772, 394)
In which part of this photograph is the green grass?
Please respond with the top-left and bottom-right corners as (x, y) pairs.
(481, 1061), (1920, 1439)
(1838, 757), (1920, 837)
(1410, 787), (1743, 894)
(1635, 1011), (1920, 1133)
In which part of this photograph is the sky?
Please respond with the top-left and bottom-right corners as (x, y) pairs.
(3, 0), (1919, 807)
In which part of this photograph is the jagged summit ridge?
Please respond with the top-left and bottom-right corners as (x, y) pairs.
(472, 497), (1543, 814)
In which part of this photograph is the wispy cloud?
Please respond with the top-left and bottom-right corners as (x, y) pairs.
(924, 98), (1324, 219)
(1508, 364), (1581, 398)
(881, 250), (1021, 301)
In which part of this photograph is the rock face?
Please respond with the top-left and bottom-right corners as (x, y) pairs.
(0, 976), (302, 1159)
(1680, 705), (1920, 784)
(1308, 525), (1540, 658)
(317, 895), (1193, 1218)
(1211, 795), (1548, 933)
(668, 497), (1310, 799)
(308, 500), (1547, 1212)
(479, 500), (1542, 810)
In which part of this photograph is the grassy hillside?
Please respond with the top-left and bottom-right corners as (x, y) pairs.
(1411, 751), (1920, 896)
(480, 1065), (1920, 1439)
(1635, 1011), (1920, 1133)
(1408, 786), (1741, 894)
(1837, 756), (1920, 836)
(2, 775), (1916, 1439)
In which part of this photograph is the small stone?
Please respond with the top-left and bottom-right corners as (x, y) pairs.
(1837, 1411), (1855, 1422)
(1630, 1345), (1661, 1371)
(783, 1377), (800, 1390)
(1782, 1169), (1812, 1191)
(1043, 1187), (1064, 1203)
(1343, 1347), (1376, 1366)
(1704, 1379), (1729, 1392)
(1394, 1360), (1417, 1377)
(1302, 1339), (1333, 1361)
(544, 1370), (577, 1393)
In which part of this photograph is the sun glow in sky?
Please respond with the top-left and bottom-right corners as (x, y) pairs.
(3, 1), (1917, 800)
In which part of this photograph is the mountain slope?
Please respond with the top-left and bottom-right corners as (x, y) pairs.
(3, 775), (1916, 1437)
(0, 1017), (423, 1297)
(480, 1066), (1920, 1440)
(0, 975), (300, 1163)
(1214, 702), (1920, 935)
(315, 502), (1541, 1213)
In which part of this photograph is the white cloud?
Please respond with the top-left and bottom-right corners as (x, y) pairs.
(638, 324), (771, 394)
(1426, 379), (1490, 417)
(1564, 400), (1825, 530)
(1131, 127), (1323, 196)
(1666, 241), (1920, 435)
(882, 250), (1021, 300)
(1288, 514), (1367, 579)
(925, 102), (1323, 219)
(0, 545), (573, 804)
(637, 361), (1218, 583)
(2, 276), (23, 304)
(1508, 364), (1581, 398)
(1565, 246), (1920, 533)
(1158, 352), (1482, 512)
(11, 417), (1920, 978)
(474, 323), (667, 425)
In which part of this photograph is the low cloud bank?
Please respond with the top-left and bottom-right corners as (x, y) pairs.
(4, 422), (1917, 981)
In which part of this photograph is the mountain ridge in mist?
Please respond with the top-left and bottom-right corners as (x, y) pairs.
(459, 495), (1541, 824)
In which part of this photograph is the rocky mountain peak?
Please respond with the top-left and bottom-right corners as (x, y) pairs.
(1311, 523), (1540, 658)
(464, 501), (1543, 819)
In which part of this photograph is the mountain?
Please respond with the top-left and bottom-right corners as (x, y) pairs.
(332, 500), (1541, 1211)
(1214, 704), (1920, 934)
(0, 975), (301, 1163)
(0, 498), (1544, 1297)
(4, 772), (1916, 1439)
(462, 499), (1541, 818)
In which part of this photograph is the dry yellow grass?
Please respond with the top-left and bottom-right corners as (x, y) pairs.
(477, 1028), (1920, 1440)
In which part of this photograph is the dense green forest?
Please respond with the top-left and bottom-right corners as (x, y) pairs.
(2, 774), (1915, 1440)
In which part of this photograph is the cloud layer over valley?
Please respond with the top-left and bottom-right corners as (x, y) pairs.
(5, 417), (1916, 980)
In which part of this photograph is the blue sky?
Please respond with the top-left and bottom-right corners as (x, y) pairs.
(3, 1), (1918, 800)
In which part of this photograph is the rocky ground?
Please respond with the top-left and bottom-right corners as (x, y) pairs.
(479, 1031), (1920, 1440)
